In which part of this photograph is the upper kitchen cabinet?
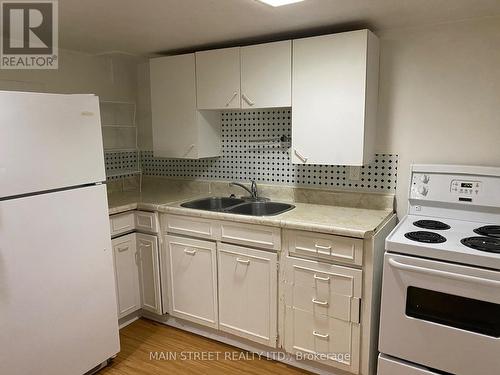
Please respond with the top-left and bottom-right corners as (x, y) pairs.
(292, 29), (380, 166)
(196, 41), (292, 110)
(240, 41), (291, 108)
(150, 54), (221, 159)
(196, 47), (241, 110)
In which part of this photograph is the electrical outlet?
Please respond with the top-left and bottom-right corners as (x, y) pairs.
(349, 166), (361, 181)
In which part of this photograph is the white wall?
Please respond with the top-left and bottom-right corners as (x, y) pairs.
(0, 49), (142, 102)
(376, 16), (500, 217)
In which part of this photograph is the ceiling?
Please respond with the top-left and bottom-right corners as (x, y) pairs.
(59, 0), (500, 55)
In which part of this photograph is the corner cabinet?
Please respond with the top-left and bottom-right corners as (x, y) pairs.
(291, 29), (380, 166)
(150, 54), (221, 159)
(112, 234), (140, 318)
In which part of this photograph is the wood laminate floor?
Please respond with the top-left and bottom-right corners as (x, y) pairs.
(99, 318), (310, 375)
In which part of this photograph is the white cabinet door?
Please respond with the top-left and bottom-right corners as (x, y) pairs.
(218, 243), (278, 347)
(292, 29), (379, 166)
(112, 233), (140, 318)
(195, 47), (241, 110)
(164, 235), (218, 328)
(241, 40), (291, 109)
(136, 233), (162, 315)
(150, 54), (221, 159)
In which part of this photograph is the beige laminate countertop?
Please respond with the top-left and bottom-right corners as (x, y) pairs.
(108, 189), (394, 239)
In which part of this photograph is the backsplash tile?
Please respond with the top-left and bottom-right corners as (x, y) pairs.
(139, 109), (398, 193)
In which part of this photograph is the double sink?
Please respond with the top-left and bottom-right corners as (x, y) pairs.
(180, 197), (295, 216)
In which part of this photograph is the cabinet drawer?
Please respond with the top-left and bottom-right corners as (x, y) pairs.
(378, 354), (440, 375)
(135, 211), (158, 233)
(220, 221), (281, 250)
(285, 229), (363, 266)
(284, 306), (360, 373)
(163, 214), (218, 240)
(284, 256), (362, 323)
(109, 212), (135, 237)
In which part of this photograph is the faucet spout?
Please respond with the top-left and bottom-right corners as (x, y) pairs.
(229, 180), (258, 200)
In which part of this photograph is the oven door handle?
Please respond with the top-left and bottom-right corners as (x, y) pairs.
(388, 258), (500, 287)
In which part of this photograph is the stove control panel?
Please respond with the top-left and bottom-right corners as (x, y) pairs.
(450, 180), (481, 200)
(410, 171), (500, 207)
(409, 165), (500, 218)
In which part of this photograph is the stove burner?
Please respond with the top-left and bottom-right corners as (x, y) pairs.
(461, 237), (500, 253)
(405, 231), (447, 244)
(413, 220), (451, 230)
(473, 225), (500, 239)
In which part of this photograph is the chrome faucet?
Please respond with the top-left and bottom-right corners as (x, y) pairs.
(229, 179), (258, 200)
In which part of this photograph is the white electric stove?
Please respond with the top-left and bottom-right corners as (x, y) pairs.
(378, 164), (500, 375)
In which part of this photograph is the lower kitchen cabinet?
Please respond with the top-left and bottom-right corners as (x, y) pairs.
(136, 233), (162, 314)
(164, 235), (218, 328)
(283, 255), (362, 374)
(217, 243), (277, 347)
(112, 232), (162, 319)
(112, 234), (140, 318)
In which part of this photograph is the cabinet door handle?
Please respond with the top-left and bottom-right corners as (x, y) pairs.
(312, 298), (329, 306)
(312, 331), (329, 339)
(313, 274), (330, 282)
(184, 248), (196, 255)
(294, 149), (308, 163)
(236, 258), (250, 265)
(117, 246), (129, 252)
(241, 93), (255, 106)
(184, 144), (195, 156)
(225, 91), (238, 107)
(315, 244), (332, 251)
(139, 242), (152, 248)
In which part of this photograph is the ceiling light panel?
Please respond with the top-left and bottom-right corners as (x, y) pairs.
(256, 0), (305, 7)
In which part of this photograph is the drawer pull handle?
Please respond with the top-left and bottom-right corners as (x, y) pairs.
(236, 258), (250, 265)
(184, 248), (196, 255)
(312, 331), (329, 339)
(313, 274), (330, 282)
(117, 246), (129, 252)
(312, 298), (329, 306)
(315, 244), (332, 251)
(139, 242), (152, 248)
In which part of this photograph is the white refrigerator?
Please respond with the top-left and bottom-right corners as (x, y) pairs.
(0, 91), (120, 374)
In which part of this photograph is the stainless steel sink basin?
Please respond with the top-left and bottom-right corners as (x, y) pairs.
(226, 201), (295, 216)
(180, 197), (295, 216)
(180, 197), (245, 211)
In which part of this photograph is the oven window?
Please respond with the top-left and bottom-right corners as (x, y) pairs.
(406, 287), (500, 337)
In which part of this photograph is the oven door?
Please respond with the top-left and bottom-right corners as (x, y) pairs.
(379, 253), (500, 375)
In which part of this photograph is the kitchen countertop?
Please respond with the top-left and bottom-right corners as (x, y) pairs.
(108, 189), (394, 239)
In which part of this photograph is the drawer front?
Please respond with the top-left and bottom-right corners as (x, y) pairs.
(135, 211), (158, 233)
(220, 221), (281, 250)
(284, 306), (360, 374)
(284, 256), (362, 323)
(163, 214), (218, 240)
(109, 212), (135, 237)
(285, 229), (363, 265)
(378, 354), (440, 375)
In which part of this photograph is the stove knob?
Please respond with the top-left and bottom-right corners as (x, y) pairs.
(418, 185), (429, 196)
(421, 174), (430, 183)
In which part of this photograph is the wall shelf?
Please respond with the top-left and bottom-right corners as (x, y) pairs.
(100, 100), (141, 191)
